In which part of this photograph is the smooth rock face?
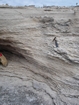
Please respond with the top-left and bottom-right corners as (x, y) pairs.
(0, 6), (79, 105)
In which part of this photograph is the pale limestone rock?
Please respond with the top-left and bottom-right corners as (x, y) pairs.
(0, 6), (79, 105)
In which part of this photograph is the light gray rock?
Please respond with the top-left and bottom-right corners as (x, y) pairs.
(0, 6), (79, 105)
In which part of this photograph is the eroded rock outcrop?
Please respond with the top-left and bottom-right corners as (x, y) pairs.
(0, 6), (79, 105)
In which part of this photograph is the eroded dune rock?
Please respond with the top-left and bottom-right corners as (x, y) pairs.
(0, 6), (79, 105)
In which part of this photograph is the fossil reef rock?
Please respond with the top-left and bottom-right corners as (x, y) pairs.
(0, 6), (79, 105)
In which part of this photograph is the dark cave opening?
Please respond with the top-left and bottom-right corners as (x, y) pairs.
(0, 38), (26, 61)
(0, 38), (34, 67)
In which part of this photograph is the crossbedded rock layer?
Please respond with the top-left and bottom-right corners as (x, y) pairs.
(0, 6), (79, 105)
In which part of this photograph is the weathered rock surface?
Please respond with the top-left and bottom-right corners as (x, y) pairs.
(0, 6), (79, 105)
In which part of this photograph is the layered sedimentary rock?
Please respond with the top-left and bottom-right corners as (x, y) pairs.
(0, 6), (79, 105)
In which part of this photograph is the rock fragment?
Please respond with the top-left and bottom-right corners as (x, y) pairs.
(0, 53), (8, 67)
